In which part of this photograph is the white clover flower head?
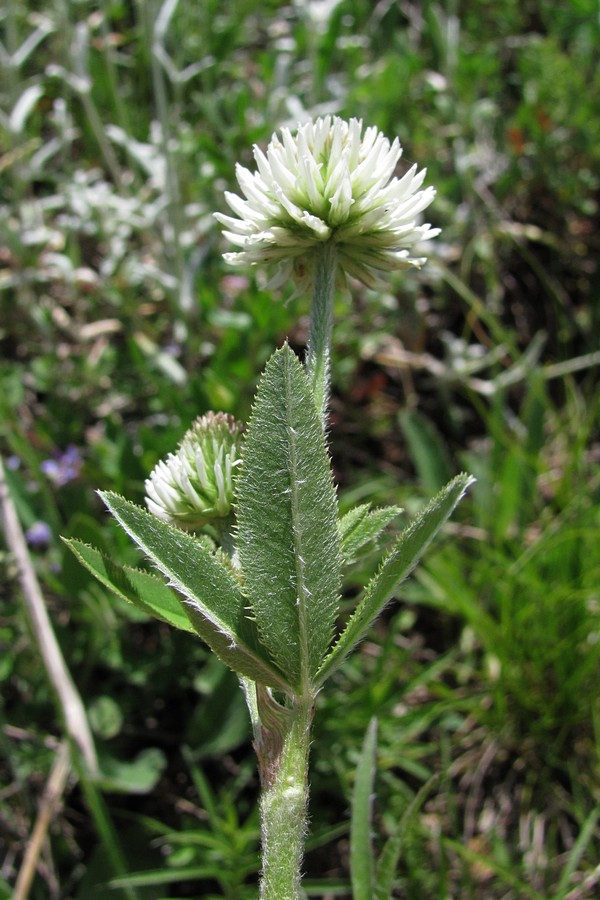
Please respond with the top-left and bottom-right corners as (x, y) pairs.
(145, 412), (244, 530)
(215, 115), (440, 294)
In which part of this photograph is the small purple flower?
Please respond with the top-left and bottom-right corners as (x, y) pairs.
(26, 521), (53, 549)
(41, 445), (82, 487)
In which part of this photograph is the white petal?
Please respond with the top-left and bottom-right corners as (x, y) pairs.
(299, 211), (330, 239)
(329, 175), (354, 225)
(213, 212), (256, 235)
(267, 145), (298, 196)
(224, 190), (267, 223)
(220, 229), (254, 247)
(253, 145), (274, 185)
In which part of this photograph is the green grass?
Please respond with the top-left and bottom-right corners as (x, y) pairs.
(410, 377), (600, 754)
(1, 0), (599, 897)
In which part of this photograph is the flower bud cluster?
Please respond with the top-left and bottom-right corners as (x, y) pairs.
(145, 412), (244, 530)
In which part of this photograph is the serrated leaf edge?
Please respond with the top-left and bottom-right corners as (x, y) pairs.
(63, 537), (196, 632)
(316, 474), (475, 686)
(99, 491), (294, 692)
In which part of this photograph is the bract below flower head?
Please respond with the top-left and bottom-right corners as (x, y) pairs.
(145, 412), (244, 531)
(215, 116), (440, 294)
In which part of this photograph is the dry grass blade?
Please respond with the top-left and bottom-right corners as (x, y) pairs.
(0, 455), (97, 774)
(13, 741), (71, 900)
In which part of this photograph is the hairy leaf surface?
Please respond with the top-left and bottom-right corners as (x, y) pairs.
(64, 538), (195, 632)
(236, 345), (341, 689)
(317, 474), (475, 686)
(100, 492), (292, 691)
(340, 503), (403, 566)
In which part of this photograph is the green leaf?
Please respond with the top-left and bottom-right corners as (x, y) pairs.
(98, 747), (167, 794)
(399, 409), (453, 492)
(375, 828), (406, 899)
(350, 717), (377, 900)
(236, 344), (341, 691)
(374, 774), (441, 899)
(340, 504), (402, 566)
(63, 538), (196, 633)
(317, 474), (475, 686)
(88, 695), (124, 740)
(99, 492), (292, 692)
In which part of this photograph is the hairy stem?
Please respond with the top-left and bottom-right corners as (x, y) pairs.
(306, 240), (337, 424)
(256, 693), (315, 900)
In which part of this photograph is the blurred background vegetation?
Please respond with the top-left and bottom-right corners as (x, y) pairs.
(1, 0), (599, 897)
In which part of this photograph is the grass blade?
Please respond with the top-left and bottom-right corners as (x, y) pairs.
(351, 717), (378, 900)
(374, 774), (441, 899)
(555, 808), (599, 898)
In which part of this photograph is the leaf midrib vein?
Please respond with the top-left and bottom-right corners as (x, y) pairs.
(284, 353), (311, 694)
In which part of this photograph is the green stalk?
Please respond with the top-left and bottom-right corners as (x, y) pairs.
(252, 239), (338, 895)
(74, 755), (139, 900)
(305, 240), (337, 423)
(256, 693), (315, 900)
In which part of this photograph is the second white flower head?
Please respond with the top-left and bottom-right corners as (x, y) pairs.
(145, 412), (244, 531)
(215, 116), (440, 293)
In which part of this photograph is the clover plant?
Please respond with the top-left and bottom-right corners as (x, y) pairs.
(66, 116), (473, 899)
